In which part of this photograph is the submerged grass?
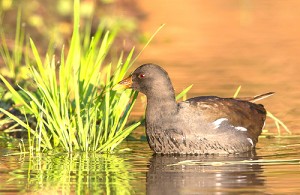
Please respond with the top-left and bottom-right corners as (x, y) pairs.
(167, 158), (300, 167)
(0, 0), (141, 153)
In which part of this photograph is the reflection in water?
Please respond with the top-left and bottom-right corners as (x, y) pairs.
(147, 153), (265, 194)
(1, 139), (300, 193)
(0, 152), (137, 194)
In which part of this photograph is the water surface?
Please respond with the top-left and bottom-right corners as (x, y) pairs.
(1, 137), (299, 194)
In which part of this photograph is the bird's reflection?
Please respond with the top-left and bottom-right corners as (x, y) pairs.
(147, 152), (264, 194)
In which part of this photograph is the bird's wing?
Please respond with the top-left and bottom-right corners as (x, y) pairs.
(179, 96), (266, 143)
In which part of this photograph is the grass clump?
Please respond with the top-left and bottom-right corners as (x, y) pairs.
(0, 0), (140, 153)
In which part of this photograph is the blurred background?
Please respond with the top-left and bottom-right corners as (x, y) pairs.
(1, 0), (299, 133)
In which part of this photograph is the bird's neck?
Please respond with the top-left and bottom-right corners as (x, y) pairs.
(145, 89), (178, 122)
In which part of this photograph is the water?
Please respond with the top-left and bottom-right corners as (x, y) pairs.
(1, 137), (300, 194)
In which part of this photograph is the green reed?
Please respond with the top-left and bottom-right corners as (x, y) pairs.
(0, 9), (26, 81)
(0, 0), (140, 153)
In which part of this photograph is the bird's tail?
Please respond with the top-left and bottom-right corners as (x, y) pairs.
(236, 92), (275, 102)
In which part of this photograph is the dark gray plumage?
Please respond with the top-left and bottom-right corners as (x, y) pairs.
(115, 64), (272, 154)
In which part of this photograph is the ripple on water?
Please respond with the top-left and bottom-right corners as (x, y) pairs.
(0, 137), (299, 194)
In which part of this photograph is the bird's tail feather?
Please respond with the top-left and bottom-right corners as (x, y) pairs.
(236, 92), (275, 102)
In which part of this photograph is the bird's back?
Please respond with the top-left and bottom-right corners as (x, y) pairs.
(147, 96), (266, 154)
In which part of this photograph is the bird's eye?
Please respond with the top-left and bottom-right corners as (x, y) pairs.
(138, 74), (145, 79)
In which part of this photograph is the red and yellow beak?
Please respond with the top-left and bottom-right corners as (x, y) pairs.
(112, 75), (133, 90)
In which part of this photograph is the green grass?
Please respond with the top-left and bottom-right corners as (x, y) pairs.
(0, 9), (26, 81)
(0, 0), (140, 153)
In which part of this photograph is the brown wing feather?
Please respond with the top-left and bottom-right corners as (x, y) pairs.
(185, 96), (266, 143)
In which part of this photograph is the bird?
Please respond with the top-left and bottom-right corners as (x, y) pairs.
(113, 63), (274, 154)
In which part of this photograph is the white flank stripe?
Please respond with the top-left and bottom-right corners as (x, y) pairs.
(235, 126), (247, 131)
(247, 138), (254, 147)
(212, 118), (228, 129)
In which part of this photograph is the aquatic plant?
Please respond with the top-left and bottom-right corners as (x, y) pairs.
(0, 9), (27, 82)
(0, 0), (140, 153)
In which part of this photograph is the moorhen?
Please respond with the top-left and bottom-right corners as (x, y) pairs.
(114, 64), (273, 154)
